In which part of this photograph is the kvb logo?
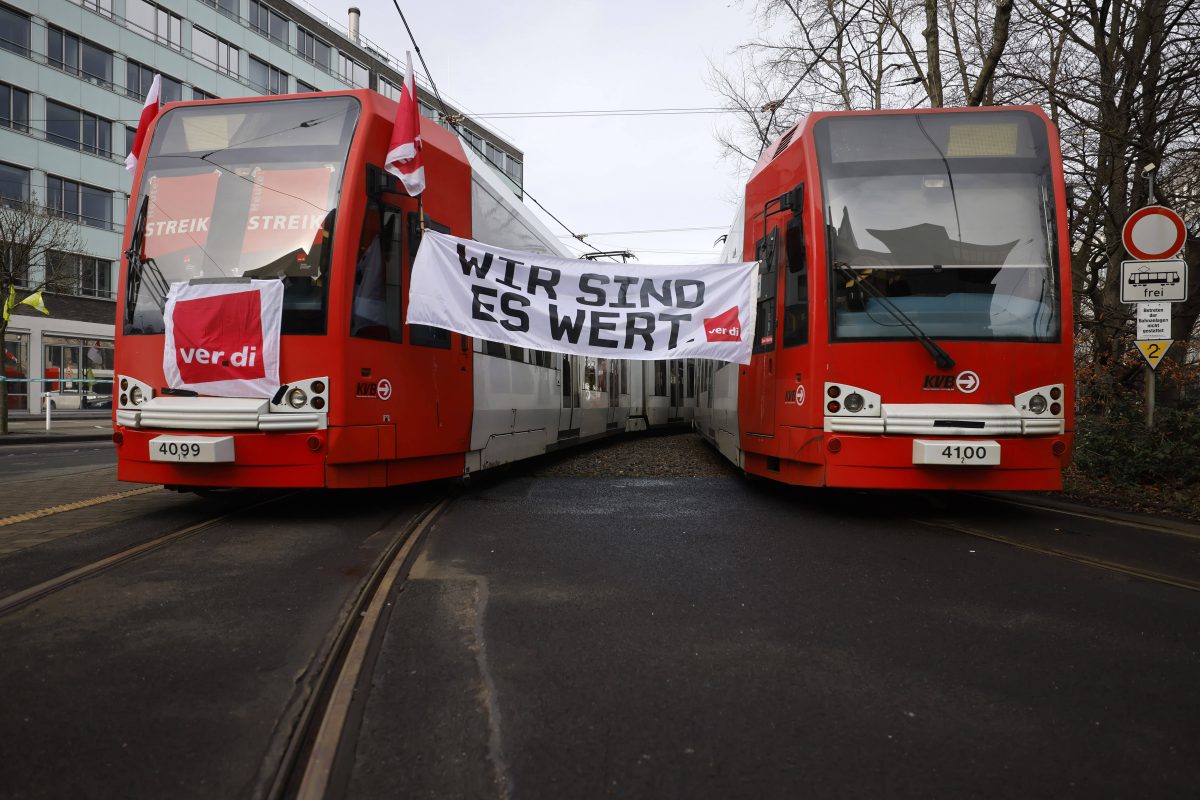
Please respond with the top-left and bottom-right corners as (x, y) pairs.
(704, 306), (742, 342)
(172, 290), (266, 384)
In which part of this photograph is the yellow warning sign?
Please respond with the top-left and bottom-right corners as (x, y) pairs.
(1136, 339), (1173, 369)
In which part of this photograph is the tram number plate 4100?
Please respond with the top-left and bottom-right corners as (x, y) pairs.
(913, 440), (1000, 466)
(149, 435), (235, 463)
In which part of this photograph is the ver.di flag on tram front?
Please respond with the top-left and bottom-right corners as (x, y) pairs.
(162, 280), (284, 398)
(408, 231), (759, 364)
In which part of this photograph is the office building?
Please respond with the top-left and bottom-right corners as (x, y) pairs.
(1, 0), (523, 412)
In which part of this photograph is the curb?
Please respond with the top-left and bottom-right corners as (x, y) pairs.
(0, 433), (114, 447)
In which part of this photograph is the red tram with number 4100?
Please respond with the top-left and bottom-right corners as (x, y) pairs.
(694, 106), (1074, 490)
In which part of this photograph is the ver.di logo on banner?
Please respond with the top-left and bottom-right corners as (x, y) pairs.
(406, 232), (760, 364)
(162, 280), (284, 398)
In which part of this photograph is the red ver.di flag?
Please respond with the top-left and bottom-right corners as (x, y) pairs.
(162, 280), (283, 398)
(384, 52), (425, 196)
(126, 73), (162, 172)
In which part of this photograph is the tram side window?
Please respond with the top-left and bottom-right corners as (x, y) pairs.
(407, 212), (452, 349)
(782, 213), (808, 347)
(754, 228), (778, 353)
(654, 362), (667, 396)
(351, 205), (403, 342)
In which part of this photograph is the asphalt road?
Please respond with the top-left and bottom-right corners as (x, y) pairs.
(348, 477), (1200, 799)
(0, 482), (434, 799)
(0, 440), (116, 481)
(2, 447), (1198, 799)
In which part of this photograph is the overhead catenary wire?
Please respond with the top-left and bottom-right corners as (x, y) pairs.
(556, 225), (730, 237)
(389, 1), (618, 261)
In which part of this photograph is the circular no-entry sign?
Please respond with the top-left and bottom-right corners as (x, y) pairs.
(1122, 205), (1186, 261)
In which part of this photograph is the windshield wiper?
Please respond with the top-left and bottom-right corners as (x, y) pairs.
(833, 261), (956, 371)
(124, 195), (171, 327)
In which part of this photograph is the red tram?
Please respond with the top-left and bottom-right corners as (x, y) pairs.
(695, 106), (1074, 490)
(113, 90), (695, 489)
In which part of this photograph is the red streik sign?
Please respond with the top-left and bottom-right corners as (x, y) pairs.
(243, 167), (333, 254)
(704, 306), (742, 342)
(171, 290), (266, 384)
(144, 172), (220, 259)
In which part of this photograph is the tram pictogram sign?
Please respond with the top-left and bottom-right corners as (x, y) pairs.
(1121, 260), (1187, 303)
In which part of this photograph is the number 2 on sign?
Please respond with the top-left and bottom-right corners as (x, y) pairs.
(1146, 343), (1161, 357)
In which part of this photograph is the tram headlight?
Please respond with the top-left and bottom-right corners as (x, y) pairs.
(287, 387), (308, 409)
(129, 386), (144, 405)
(1028, 394), (1048, 414)
(844, 392), (864, 413)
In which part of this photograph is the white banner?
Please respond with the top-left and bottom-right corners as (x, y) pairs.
(408, 231), (759, 363)
(162, 280), (283, 398)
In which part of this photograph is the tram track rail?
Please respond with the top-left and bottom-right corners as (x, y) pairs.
(0, 491), (299, 617)
(912, 516), (1200, 594)
(261, 497), (451, 800)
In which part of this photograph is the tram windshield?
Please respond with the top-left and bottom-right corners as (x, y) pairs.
(816, 111), (1060, 342)
(124, 95), (360, 335)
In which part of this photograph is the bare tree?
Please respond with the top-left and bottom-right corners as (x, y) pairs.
(1010, 0), (1200, 402)
(709, 0), (1016, 167)
(0, 195), (84, 434)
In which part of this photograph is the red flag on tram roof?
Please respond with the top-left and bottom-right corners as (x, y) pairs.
(125, 74), (163, 172)
(385, 52), (425, 196)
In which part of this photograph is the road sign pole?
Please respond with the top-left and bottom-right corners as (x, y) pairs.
(1145, 364), (1155, 430)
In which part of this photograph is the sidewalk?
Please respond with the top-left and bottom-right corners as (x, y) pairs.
(0, 411), (113, 446)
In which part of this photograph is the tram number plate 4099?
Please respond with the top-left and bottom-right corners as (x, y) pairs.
(149, 435), (235, 463)
(913, 440), (1000, 466)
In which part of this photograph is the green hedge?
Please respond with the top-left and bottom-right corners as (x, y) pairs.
(1073, 404), (1200, 485)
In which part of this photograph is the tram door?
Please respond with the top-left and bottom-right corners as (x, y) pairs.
(741, 227), (779, 438)
(558, 354), (581, 438)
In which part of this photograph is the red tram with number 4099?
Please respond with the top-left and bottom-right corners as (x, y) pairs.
(113, 90), (696, 489)
(694, 106), (1074, 490)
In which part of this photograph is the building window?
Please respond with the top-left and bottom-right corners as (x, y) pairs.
(0, 162), (29, 205)
(127, 0), (182, 50)
(125, 125), (136, 157)
(336, 52), (367, 87)
(199, 0), (239, 20)
(0, 5), (30, 56)
(504, 156), (523, 185)
(294, 79), (316, 93)
(377, 76), (400, 101)
(42, 335), (115, 405)
(70, 0), (114, 17)
(47, 27), (113, 87)
(46, 176), (112, 230)
(249, 0), (287, 45)
(0, 82), (29, 133)
(192, 86), (218, 100)
(297, 28), (330, 69)
(48, 252), (114, 299)
(46, 101), (113, 158)
(3, 331), (30, 410)
(126, 61), (181, 103)
(192, 28), (239, 77)
(249, 56), (287, 94)
(461, 128), (484, 156)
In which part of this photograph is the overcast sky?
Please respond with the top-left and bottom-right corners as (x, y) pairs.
(308, 0), (765, 264)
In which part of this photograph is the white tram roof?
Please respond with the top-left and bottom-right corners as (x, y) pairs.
(461, 141), (575, 259)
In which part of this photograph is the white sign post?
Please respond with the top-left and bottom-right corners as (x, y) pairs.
(1121, 203), (1188, 430)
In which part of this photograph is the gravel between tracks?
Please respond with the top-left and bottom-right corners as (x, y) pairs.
(532, 431), (738, 478)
